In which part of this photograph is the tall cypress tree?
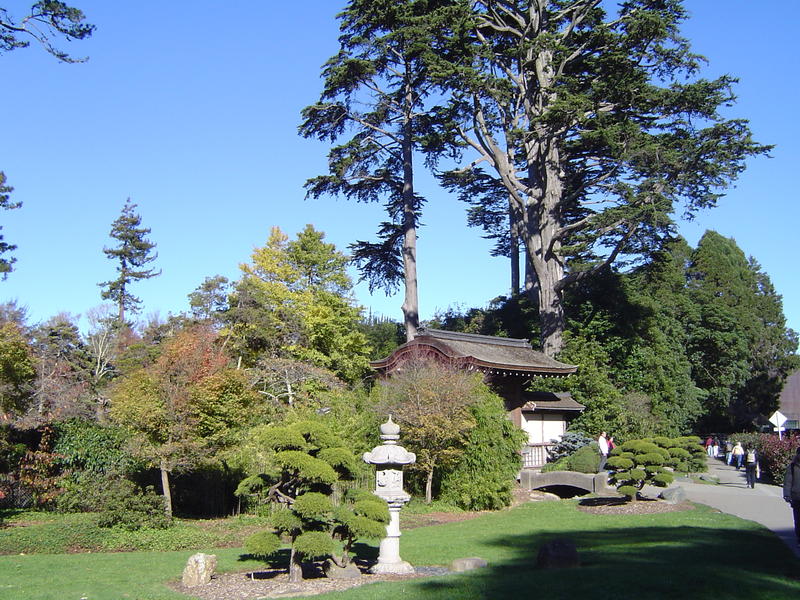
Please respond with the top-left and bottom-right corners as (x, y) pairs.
(99, 199), (160, 323)
(433, 0), (769, 356)
(300, 0), (461, 341)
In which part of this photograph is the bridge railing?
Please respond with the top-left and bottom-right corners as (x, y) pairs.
(521, 443), (555, 469)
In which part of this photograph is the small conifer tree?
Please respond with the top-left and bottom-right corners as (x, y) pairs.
(240, 421), (388, 582)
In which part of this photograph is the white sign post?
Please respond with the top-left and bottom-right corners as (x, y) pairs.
(769, 411), (788, 440)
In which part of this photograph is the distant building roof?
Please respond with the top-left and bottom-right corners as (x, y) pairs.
(520, 391), (585, 413)
(370, 327), (577, 377)
(779, 370), (800, 420)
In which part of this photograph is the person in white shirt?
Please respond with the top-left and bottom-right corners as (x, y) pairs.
(597, 431), (609, 471)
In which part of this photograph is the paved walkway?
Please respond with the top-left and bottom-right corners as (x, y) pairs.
(660, 457), (799, 558)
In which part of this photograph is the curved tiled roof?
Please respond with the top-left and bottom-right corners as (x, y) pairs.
(520, 391), (585, 412)
(371, 327), (577, 377)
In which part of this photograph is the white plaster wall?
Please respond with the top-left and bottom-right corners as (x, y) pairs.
(521, 412), (566, 444)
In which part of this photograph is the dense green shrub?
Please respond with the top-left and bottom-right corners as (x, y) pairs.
(439, 393), (526, 510)
(53, 420), (140, 476)
(541, 443), (600, 473)
(95, 479), (171, 531)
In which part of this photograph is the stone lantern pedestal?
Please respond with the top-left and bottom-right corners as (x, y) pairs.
(363, 416), (416, 574)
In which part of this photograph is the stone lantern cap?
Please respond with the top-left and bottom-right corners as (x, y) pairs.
(363, 416), (416, 465)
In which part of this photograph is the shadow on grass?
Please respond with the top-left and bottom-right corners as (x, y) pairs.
(408, 521), (800, 599)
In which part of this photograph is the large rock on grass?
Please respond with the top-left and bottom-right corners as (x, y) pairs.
(450, 557), (488, 572)
(659, 486), (686, 504)
(323, 560), (362, 579)
(182, 553), (217, 587)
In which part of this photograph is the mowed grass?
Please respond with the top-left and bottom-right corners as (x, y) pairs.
(1, 500), (799, 600)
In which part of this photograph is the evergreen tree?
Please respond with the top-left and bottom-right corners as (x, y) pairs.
(300, 0), (460, 340)
(0, 172), (20, 277)
(688, 231), (797, 430)
(1, 2), (94, 62)
(434, 0), (769, 355)
(99, 199), (160, 323)
(225, 226), (371, 382)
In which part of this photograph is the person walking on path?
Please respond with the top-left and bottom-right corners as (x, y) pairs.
(705, 436), (714, 457)
(732, 442), (745, 469)
(597, 431), (609, 472)
(744, 446), (760, 488)
(783, 447), (800, 546)
(725, 440), (733, 465)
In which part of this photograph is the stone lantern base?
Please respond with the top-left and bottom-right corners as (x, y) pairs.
(370, 560), (415, 575)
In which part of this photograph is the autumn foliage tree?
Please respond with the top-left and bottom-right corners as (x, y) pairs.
(109, 325), (234, 517)
(225, 226), (371, 382)
(374, 359), (479, 503)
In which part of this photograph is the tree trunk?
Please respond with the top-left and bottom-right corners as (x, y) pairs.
(288, 546), (303, 583)
(159, 461), (173, 518)
(400, 70), (419, 342)
(536, 262), (565, 357)
(509, 196), (520, 295)
(425, 468), (434, 504)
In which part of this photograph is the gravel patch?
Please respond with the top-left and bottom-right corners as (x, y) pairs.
(169, 564), (453, 599)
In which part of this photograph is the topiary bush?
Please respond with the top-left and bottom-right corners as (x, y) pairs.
(241, 421), (387, 582)
(608, 438), (679, 501)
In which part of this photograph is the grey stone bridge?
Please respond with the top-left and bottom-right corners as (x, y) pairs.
(520, 470), (620, 496)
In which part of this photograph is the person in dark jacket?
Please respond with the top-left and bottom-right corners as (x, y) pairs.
(743, 446), (759, 488)
(783, 447), (800, 546)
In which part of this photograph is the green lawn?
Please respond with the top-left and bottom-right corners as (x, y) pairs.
(1, 501), (798, 600)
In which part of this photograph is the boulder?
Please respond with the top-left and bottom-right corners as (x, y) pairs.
(181, 553), (217, 587)
(536, 538), (580, 569)
(658, 486), (686, 504)
(450, 557), (488, 572)
(323, 560), (362, 580)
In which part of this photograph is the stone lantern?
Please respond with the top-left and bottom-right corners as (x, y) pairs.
(363, 415), (416, 574)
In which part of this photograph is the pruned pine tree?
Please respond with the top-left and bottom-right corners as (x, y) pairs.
(300, 0), (460, 341)
(436, 0), (769, 356)
(240, 421), (388, 583)
(99, 199), (160, 323)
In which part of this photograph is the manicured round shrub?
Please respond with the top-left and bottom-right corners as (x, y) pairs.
(652, 472), (674, 487)
(293, 492), (333, 521)
(606, 456), (634, 471)
(294, 531), (335, 560)
(271, 508), (302, 533)
(245, 531), (281, 558)
(618, 485), (637, 499)
(567, 444), (601, 473)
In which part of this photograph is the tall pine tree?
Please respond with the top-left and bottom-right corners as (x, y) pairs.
(300, 0), (461, 340)
(99, 199), (160, 323)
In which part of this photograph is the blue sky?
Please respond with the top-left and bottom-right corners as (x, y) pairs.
(2, 1), (799, 338)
